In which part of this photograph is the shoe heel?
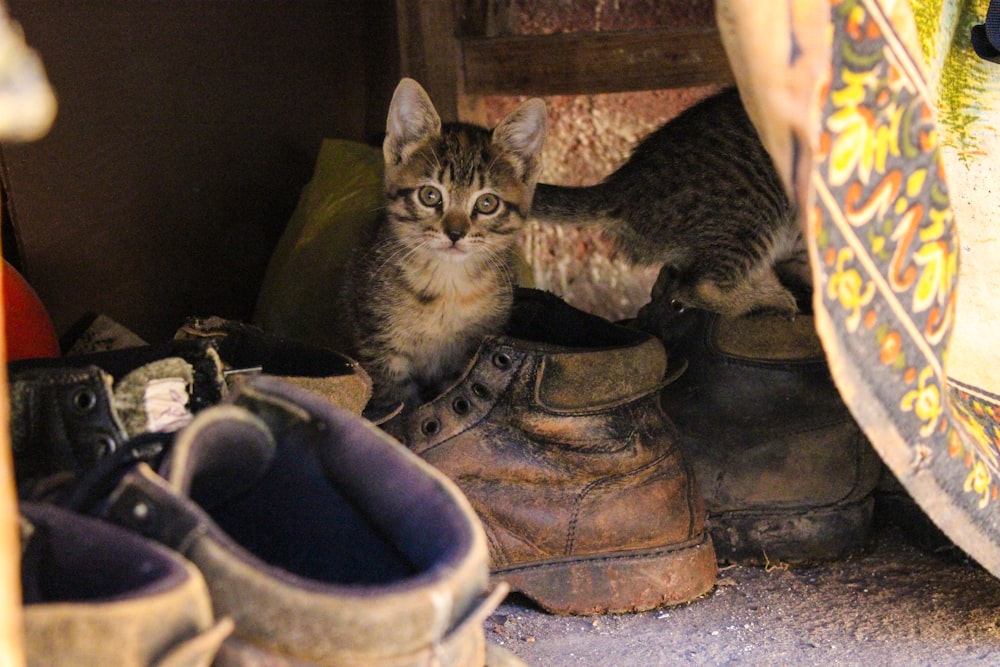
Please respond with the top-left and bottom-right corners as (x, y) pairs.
(711, 495), (875, 565)
(493, 534), (717, 615)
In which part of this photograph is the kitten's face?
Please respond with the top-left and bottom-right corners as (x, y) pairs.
(383, 79), (546, 265)
(386, 128), (527, 263)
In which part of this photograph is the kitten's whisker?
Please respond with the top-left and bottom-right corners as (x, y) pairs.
(481, 246), (516, 295)
(372, 239), (420, 277)
(384, 241), (429, 276)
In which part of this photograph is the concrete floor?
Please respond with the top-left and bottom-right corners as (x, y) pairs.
(484, 520), (1000, 666)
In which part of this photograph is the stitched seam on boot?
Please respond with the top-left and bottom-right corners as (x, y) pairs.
(483, 521), (509, 568)
(564, 451), (677, 556)
(709, 493), (873, 520)
(494, 535), (709, 574)
(707, 491), (868, 518)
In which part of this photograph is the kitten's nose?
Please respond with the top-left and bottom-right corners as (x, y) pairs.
(443, 212), (469, 243)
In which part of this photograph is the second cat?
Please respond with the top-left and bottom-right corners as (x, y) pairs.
(531, 87), (809, 321)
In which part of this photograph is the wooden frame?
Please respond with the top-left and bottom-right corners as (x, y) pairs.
(395, 0), (733, 122)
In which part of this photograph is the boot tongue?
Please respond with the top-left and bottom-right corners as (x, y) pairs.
(535, 337), (667, 411)
(165, 406), (276, 511)
(710, 312), (825, 361)
(111, 344), (228, 439)
(113, 358), (195, 437)
(506, 288), (668, 411)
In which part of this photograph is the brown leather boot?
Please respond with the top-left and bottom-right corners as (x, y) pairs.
(382, 288), (717, 615)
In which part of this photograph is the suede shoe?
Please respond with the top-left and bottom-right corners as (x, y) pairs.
(382, 288), (717, 615)
(19, 501), (231, 667)
(100, 376), (515, 666)
(656, 309), (883, 565)
(173, 315), (371, 414)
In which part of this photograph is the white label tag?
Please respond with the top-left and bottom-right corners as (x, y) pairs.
(143, 377), (193, 433)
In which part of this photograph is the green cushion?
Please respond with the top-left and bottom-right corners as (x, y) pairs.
(254, 140), (383, 348)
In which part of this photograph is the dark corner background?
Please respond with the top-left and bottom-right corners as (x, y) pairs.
(0, 1), (399, 343)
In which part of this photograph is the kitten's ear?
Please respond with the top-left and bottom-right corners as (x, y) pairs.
(492, 98), (547, 183)
(384, 78), (442, 166)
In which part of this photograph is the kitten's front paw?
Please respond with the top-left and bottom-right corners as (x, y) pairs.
(367, 376), (423, 415)
(752, 301), (800, 321)
(777, 290), (802, 321)
(649, 264), (681, 301)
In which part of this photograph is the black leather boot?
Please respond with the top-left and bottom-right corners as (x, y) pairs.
(657, 309), (883, 565)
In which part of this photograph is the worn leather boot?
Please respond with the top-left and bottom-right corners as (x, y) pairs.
(9, 352), (219, 497)
(101, 376), (518, 666)
(382, 288), (717, 615)
(656, 309), (883, 565)
(20, 502), (231, 667)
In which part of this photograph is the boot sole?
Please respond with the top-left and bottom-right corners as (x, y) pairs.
(709, 494), (875, 566)
(491, 532), (717, 615)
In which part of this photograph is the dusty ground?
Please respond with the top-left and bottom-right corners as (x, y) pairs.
(483, 522), (1000, 666)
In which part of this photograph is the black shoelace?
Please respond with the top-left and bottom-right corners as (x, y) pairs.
(45, 431), (174, 515)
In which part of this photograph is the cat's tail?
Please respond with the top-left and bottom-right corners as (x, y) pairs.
(530, 182), (619, 227)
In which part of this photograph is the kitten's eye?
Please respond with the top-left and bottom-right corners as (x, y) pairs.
(474, 193), (500, 215)
(417, 185), (442, 208)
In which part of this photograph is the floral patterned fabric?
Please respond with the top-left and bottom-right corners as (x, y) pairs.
(718, 0), (1000, 574)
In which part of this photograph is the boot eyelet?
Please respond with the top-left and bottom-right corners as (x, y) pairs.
(71, 387), (98, 413)
(472, 383), (491, 400)
(131, 499), (157, 525)
(452, 397), (471, 415)
(420, 418), (441, 436)
(492, 352), (512, 370)
(91, 434), (116, 460)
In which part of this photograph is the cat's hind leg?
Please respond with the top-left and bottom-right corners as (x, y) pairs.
(774, 249), (814, 314)
(685, 264), (800, 319)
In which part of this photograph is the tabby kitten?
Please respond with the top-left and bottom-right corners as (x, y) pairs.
(341, 78), (546, 412)
(531, 87), (808, 321)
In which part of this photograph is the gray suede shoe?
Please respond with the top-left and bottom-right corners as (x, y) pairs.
(101, 376), (515, 666)
(20, 501), (231, 667)
(10, 319), (371, 498)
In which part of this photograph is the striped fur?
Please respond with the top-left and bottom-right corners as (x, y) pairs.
(532, 87), (808, 318)
(341, 79), (546, 411)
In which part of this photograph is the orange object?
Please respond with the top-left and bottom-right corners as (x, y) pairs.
(3, 260), (59, 359)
